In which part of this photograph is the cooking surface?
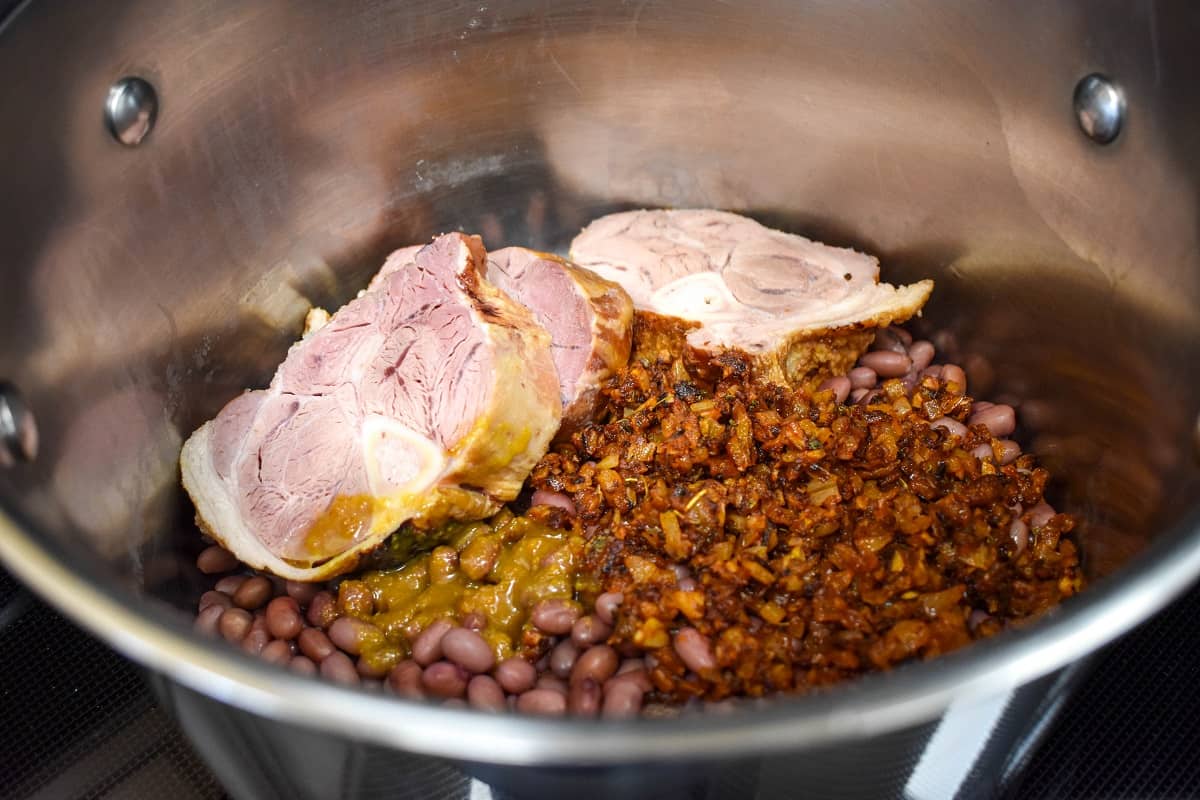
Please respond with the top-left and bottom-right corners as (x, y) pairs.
(1, 566), (1195, 800)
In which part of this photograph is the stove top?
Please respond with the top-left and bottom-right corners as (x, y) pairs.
(1, 566), (1196, 800)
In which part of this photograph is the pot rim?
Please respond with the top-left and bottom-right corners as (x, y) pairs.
(2, 503), (1199, 765)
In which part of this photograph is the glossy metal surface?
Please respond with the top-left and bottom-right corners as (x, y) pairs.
(1073, 73), (1126, 145)
(0, 0), (1197, 792)
(104, 75), (159, 146)
(0, 382), (37, 466)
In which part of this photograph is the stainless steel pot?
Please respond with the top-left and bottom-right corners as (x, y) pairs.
(1, 1), (1198, 798)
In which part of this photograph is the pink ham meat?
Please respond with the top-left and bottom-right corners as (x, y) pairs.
(180, 233), (562, 581)
(370, 245), (633, 436)
(484, 248), (632, 436)
(569, 209), (934, 385)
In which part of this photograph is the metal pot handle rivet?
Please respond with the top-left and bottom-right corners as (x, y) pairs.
(1073, 73), (1125, 145)
(0, 382), (38, 467)
(105, 76), (158, 147)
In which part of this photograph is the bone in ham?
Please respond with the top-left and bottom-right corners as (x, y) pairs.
(569, 209), (934, 385)
(180, 233), (563, 581)
(370, 246), (633, 437)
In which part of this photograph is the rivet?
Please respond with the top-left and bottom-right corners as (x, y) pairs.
(0, 383), (38, 467)
(105, 76), (158, 146)
(1073, 73), (1125, 145)
(1194, 413), (1200, 464)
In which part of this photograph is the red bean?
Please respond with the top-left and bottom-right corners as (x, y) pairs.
(241, 626), (270, 655)
(320, 652), (360, 685)
(1010, 518), (1029, 555)
(441, 628), (495, 674)
(361, 679), (384, 693)
(848, 366), (877, 390)
(297, 627), (336, 662)
(530, 489), (577, 515)
(199, 590), (233, 612)
(907, 340), (935, 372)
(194, 603), (225, 636)
(442, 698), (468, 709)
(422, 661), (469, 698)
(594, 593), (624, 626)
(568, 678), (602, 717)
(971, 404), (1017, 437)
(818, 376), (851, 405)
(1028, 502), (1056, 528)
(337, 580), (375, 618)
(994, 439), (1021, 466)
(461, 611), (487, 632)
(261, 639), (293, 665)
(218, 608), (253, 643)
(214, 575), (248, 595)
(306, 591), (338, 629)
(971, 443), (995, 462)
(289, 656), (317, 676)
(871, 328), (907, 353)
(356, 655), (392, 679)
(495, 657), (537, 694)
(931, 417), (968, 439)
(196, 545), (239, 574)
(617, 658), (645, 675)
(412, 619), (454, 666)
(849, 387), (870, 404)
(232, 576), (273, 610)
(531, 599), (582, 636)
(922, 365), (943, 379)
(467, 675), (507, 712)
(265, 596), (303, 640)
(859, 351), (912, 378)
(888, 326), (913, 346)
(285, 580), (320, 606)
(602, 680), (645, 718)
(941, 364), (967, 392)
(516, 688), (567, 716)
(608, 667), (653, 693)
(571, 645), (618, 686)
(673, 628), (717, 672)
(328, 616), (384, 656)
(536, 674), (568, 694)
(550, 640), (579, 678)
(387, 660), (425, 699)
(571, 616), (613, 648)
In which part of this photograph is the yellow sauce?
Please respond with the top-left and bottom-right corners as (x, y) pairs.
(301, 495), (375, 560)
(351, 512), (583, 673)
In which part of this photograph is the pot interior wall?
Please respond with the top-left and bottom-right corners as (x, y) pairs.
(0, 0), (1197, 613)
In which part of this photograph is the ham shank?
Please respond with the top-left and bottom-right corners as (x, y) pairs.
(180, 233), (562, 580)
(569, 209), (933, 385)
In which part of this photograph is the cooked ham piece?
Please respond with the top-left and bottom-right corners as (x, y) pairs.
(569, 209), (934, 385)
(180, 233), (562, 581)
(369, 245), (634, 436)
(483, 247), (632, 435)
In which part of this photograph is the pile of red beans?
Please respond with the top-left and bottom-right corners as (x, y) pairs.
(821, 327), (1023, 465)
(194, 548), (655, 717)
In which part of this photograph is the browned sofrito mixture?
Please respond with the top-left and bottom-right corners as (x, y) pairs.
(530, 351), (1081, 702)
